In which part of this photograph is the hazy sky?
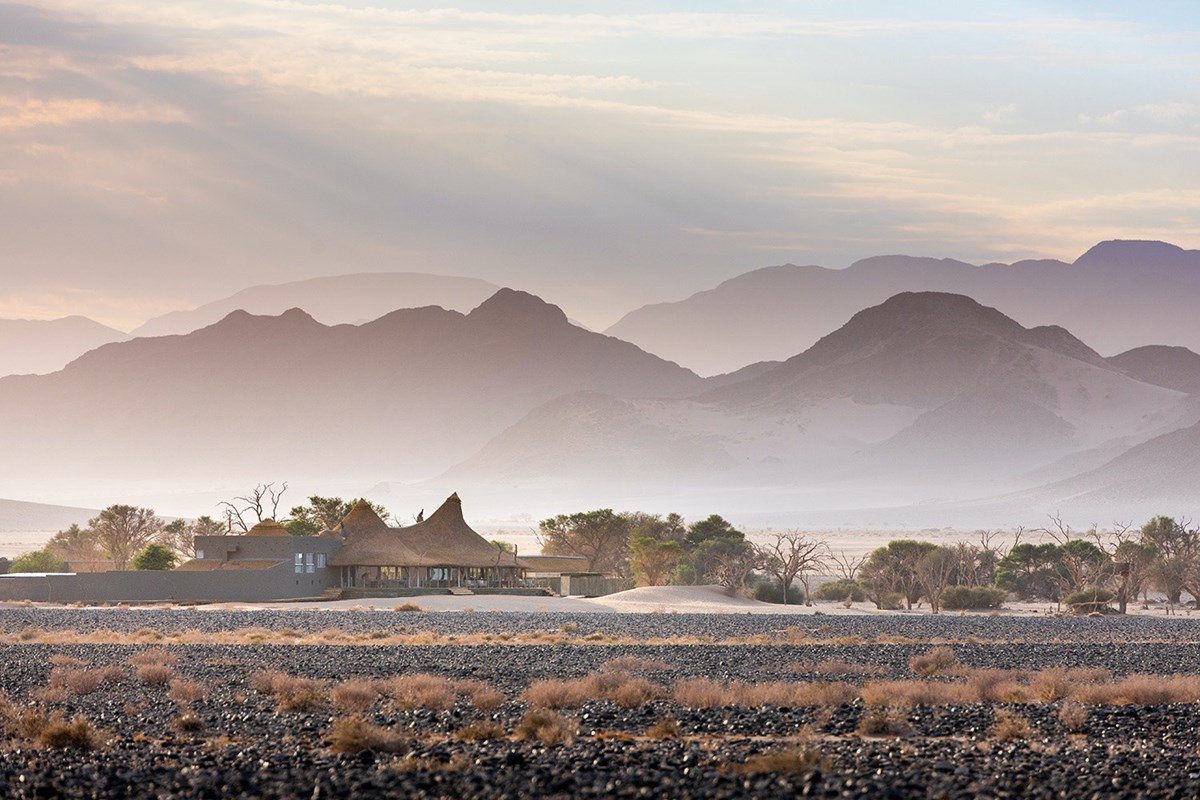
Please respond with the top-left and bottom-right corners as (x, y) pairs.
(2, 1), (1197, 330)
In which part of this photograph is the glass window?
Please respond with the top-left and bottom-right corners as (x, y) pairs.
(295, 553), (303, 573)
(195, 549), (204, 560)
(305, 553), (314, 573)
(315, 553), (326, 569)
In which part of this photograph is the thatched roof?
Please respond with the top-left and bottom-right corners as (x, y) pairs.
(246, 519), (289, 537)
(329, 493), (523, 569)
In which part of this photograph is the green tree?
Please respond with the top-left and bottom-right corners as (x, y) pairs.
(8, 549), (67, 573)
(858, 540), (937, 610)
(132, 543), (177, 571)
(286, 496), (392, 535)
(89, 505), (163, 570)
(1140, 515), (1199, 604)
(45, 523), (102, 563)
(629, 537), (682, 587)
(995, 543), (1066, 601)
(539, 509), (633, 576)
(675, 515), (750, 585)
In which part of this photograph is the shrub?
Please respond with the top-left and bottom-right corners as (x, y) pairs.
(941, 585), (1006, 610)
(131, 543), (176, 571)
(394, 602), (424, 612)
(50, 668), (104, 697)
(454, 720), (505, 742)
(1059, 702), (1088, 733)
(8, 549), (66, 574)
(671, 678), (728, 709)
(135, 665), (176, 686)
(729, 746), (825, 775)
(522, 678), (592, 710)
(908, 646), (958, 676)
(752, 581), (805, 605)
(456, 679), (504, 712)
(514, 709), (576, 746)
(252, 671), (328, 712)
(332, 679), (379, 713)
(1063, 587), (1114, 612)
(328, 716), (410, 754)
(646, 716), (681, 739)
(168, 679), (208, 703)
(36, 714), (103, 750)
(174, 712), (205, 733)
(812, 579), (866, 603)
(389, 673), (456, 711)
(856, 708), (913, 737)
(991, 709), (1034, 741)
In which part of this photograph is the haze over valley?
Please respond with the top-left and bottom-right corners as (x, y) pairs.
(1, 242), (1198, 529)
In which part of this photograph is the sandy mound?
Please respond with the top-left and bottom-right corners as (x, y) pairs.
(584, 584), (777, 613)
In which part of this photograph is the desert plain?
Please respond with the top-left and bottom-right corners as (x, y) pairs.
(0, 589), (1198, 799)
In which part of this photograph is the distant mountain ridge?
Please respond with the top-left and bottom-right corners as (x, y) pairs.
(0, 289), (704, 497)
(0, 317), (128, 376)
(445, 291), (1195, 513)
(132, 272), (501, 337)
(607, 240), (1200, 375)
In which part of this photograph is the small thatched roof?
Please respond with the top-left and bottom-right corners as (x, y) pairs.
(329, 493), (524, 569)
(246, 519), (289, 537)
(332, 501), (391, 538)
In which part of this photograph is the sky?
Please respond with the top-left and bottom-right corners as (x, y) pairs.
(1, 1), (1197, 331)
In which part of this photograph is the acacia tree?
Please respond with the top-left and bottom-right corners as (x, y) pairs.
(1140, 515), (1199, 605)
(159, 516), (226, 560)
(220, 483), (288, 533)
(538, 509), (633, 576)
(629, 537), (682, 587)
(916, 546), (957, 614)
(45, 523), (103, 563)
(89, 505), (163, 570)
(755, 532), (826, 606)
(286, 496), (392, 535)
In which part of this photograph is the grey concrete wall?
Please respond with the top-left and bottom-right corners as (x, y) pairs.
(0, 562), (338, 603)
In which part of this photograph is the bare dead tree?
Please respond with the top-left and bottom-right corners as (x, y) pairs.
(711, 548), (763, 597)
(827, 550), (865, 582)
(754, 532), (826, 605)
(219, 482), (288, 533)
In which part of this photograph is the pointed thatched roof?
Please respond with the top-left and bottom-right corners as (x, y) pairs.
(246, 519), (289, 537)
(328, 493), (523, 569)
(333, 500), (391, 537)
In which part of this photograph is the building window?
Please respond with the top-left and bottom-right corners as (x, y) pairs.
(295, 553), (303, 573)
(195, 549), (204, 560)
(306, 553), (314, 573)
(315, 553), (326, 569)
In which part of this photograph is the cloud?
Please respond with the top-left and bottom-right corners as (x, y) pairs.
(0, 97), (189, 129)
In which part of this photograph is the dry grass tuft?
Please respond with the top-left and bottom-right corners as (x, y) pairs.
(50, 668), (104, 697)
(174, 711), (205, 733)
(671, 678), (729, 709)
(168, 679), (208, 703)
(35, 713), (104, 750)
(331, 679), (380, 713)
(514, 708), (576, 746)
(856, 708), (914, 737)
(389, 673), (456, 712)
(601, 655), (672, 674)
(728, 746), (826, 775)
(394, 602), (424, 612)
(1058, 702), (1088, 734)
(456, 679), (505, 712)
(129, 649), (179, 667)
(908, 646), (958, 677)
(328, 716), (410, 754)
(522, 678), (593, 710)
(250, 671), (328, 712)
(991, 708), (1035, 741)
(454, 720), (505, 742)
(645, 716), (681, 739)
(135, 664), (176, 686)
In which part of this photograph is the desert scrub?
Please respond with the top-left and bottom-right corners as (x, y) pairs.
(940, 585), (1006, 610)
(33, 713), (104, 750)
(855, 708), (914, 737)
(728, 746), (826, 775)
(645, 716), (681, 739)
(332, 679), (380, 713)
(991, 709), (1035, 741)
(250, 671), (328, 712)
(328, 716), (410, 754)
(389, 673), (456, 711)
(129, 648), (179, 667)
(454, 720), (505, 742)
(135, 664), (176, 686)
(167, 679), (208, 703)
(1058, 702), (1088, 733)
(514, 709), (576, 746)
(908, 646), (958, 676)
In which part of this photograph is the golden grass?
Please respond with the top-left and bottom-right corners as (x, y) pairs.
(908, 646), (958, 676)
(454, 720), (505, 742)
(727, 746), (826, 775)
(991, 709), (1035, 741)
(514, 709), (576, 746)
(168, 679), (208, 703)
(645, 716), (681, 739)
(328, 716), (410, 754)
(331, 679), (380, 713)
(389, 673), (456, 712)
(135, 664), (176, 686)
(250, 670), (328, 712)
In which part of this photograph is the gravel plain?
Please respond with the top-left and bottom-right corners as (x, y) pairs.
(0, 607), (1199, 799)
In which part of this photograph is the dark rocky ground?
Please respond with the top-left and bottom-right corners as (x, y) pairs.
(1, 608), (1199, 798)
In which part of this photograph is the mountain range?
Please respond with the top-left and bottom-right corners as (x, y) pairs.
(0, 285), (1194, 525)
(0, 317), (128, 376)
(0, 289), (703, 500)
(607, 240), (1200, 375)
